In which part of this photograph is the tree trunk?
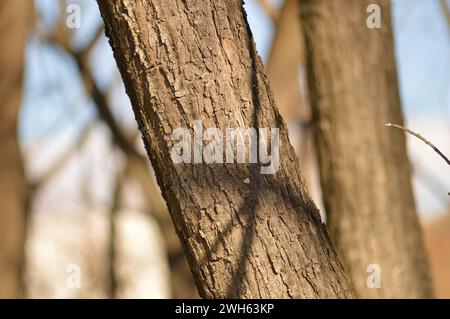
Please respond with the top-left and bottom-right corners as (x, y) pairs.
(0, 0), (29, 298)
(97, 0), (354, 298)
(299, 0), (433, 297)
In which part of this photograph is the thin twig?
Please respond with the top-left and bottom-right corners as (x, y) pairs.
(385, 123), (450, 166)
(385, 123), (450, 196)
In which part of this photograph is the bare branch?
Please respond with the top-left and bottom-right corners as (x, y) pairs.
(82, 25), (105, 59)
(258, 0), (279, 24)
(73, 50), (143, 159)
(44, 22), (144, 161)
(385, 123), (450, 166)
(107, 159), (129, 298)
(30, 119), (97, 192)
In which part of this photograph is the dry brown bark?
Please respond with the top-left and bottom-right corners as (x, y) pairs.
(299, 0), (433, 297)
(0, 0), (30, 298)
(97, 0), (354, 298)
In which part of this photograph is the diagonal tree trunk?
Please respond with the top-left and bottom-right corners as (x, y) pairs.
(299, 0), (433, 297)
(97, 0), (354, 298)
(0, 0), (30, 298)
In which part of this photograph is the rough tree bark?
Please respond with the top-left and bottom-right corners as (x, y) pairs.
(0, 0), (29, 298)
(97, 0), (354, 298)
(299, 0), (433, 297)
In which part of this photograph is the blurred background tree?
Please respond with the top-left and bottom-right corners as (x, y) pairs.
(0, 0), (32, 298)
(299, 0), (433, 298)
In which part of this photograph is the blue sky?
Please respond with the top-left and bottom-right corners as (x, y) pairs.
(20, 0), (450, 216)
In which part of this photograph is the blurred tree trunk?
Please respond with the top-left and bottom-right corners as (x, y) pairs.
(266, 0), (305, 126)
(97, 0), (354, 298)
(0, 0), (29, 298)
(299, 0), (433, 297)
(423, 211), (450, 298)
(127, 159), (199, 298)
(265, 0), (324, 215)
